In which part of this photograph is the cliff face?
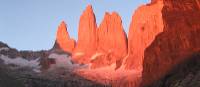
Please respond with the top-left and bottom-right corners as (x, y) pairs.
(90, 12), (128, 69)
(124, 1), (164, 70)
(56, 21), (76, 54)
(141, 0), (200, 86)
(72, 5), (97, 64)
(146, 53), (200, 87)
(71, 5), (128, 69)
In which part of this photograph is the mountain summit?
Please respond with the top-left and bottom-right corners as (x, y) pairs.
(55, 21), (76, 54)
(72, 5), (98, 64)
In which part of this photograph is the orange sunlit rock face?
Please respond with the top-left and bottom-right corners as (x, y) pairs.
(54, 1), (200, 87)
(72, 5), (128, 68)
(72, 5), (97, 64)
(196, 0), (200, 9)
(124, 1), (164, 70)
(90, 12), (128, 69)
(141, 0), (200, 86)
(56, 21), (76, 53)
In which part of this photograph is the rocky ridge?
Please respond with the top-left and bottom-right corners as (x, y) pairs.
(1, 0), (200, 87)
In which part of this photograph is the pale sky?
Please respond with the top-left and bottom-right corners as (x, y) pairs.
(0, 0), (149, 51)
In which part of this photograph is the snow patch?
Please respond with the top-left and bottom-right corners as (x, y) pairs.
(90, 53), (103, 60)
(48, 53), (87, 70)
(0, 47), (9, 51)
(73, 52), (85, 57)
(0, 55), (41, 72)
(49, 53), (69, 59)
(49, 53), (72, 68)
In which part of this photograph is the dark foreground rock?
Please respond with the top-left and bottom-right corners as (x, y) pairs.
(0, 41), (109, 87)
(145, 52), (200, 87)
(0, 64), (107, 87)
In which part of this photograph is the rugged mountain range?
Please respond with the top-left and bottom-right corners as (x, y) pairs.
(0, 0), (200, 87)
(55, 0), (200, 87)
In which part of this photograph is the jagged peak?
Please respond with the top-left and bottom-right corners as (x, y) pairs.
(60, 21), (66, 27)
(55, 21), (75, 53)
(82, 4), (95, 16)
(86, 4), (93, 12)
(57, 21), (69, 38)
(102, 11), (122, 22)
(111, 11), (119, 16)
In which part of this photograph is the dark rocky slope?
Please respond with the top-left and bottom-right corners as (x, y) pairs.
(145, 52), (200, 87)
(0, 41), (108, 87)
(0, 63), (106, 87)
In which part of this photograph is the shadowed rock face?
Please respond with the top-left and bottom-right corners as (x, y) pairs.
(91, 12), (128, 69)
(72, 5), (97, 64)
(141, 0), (200, 86)
(56, 21), (76, 54)
(145, 53), (200, 87)
(0, 41), (9, 48)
